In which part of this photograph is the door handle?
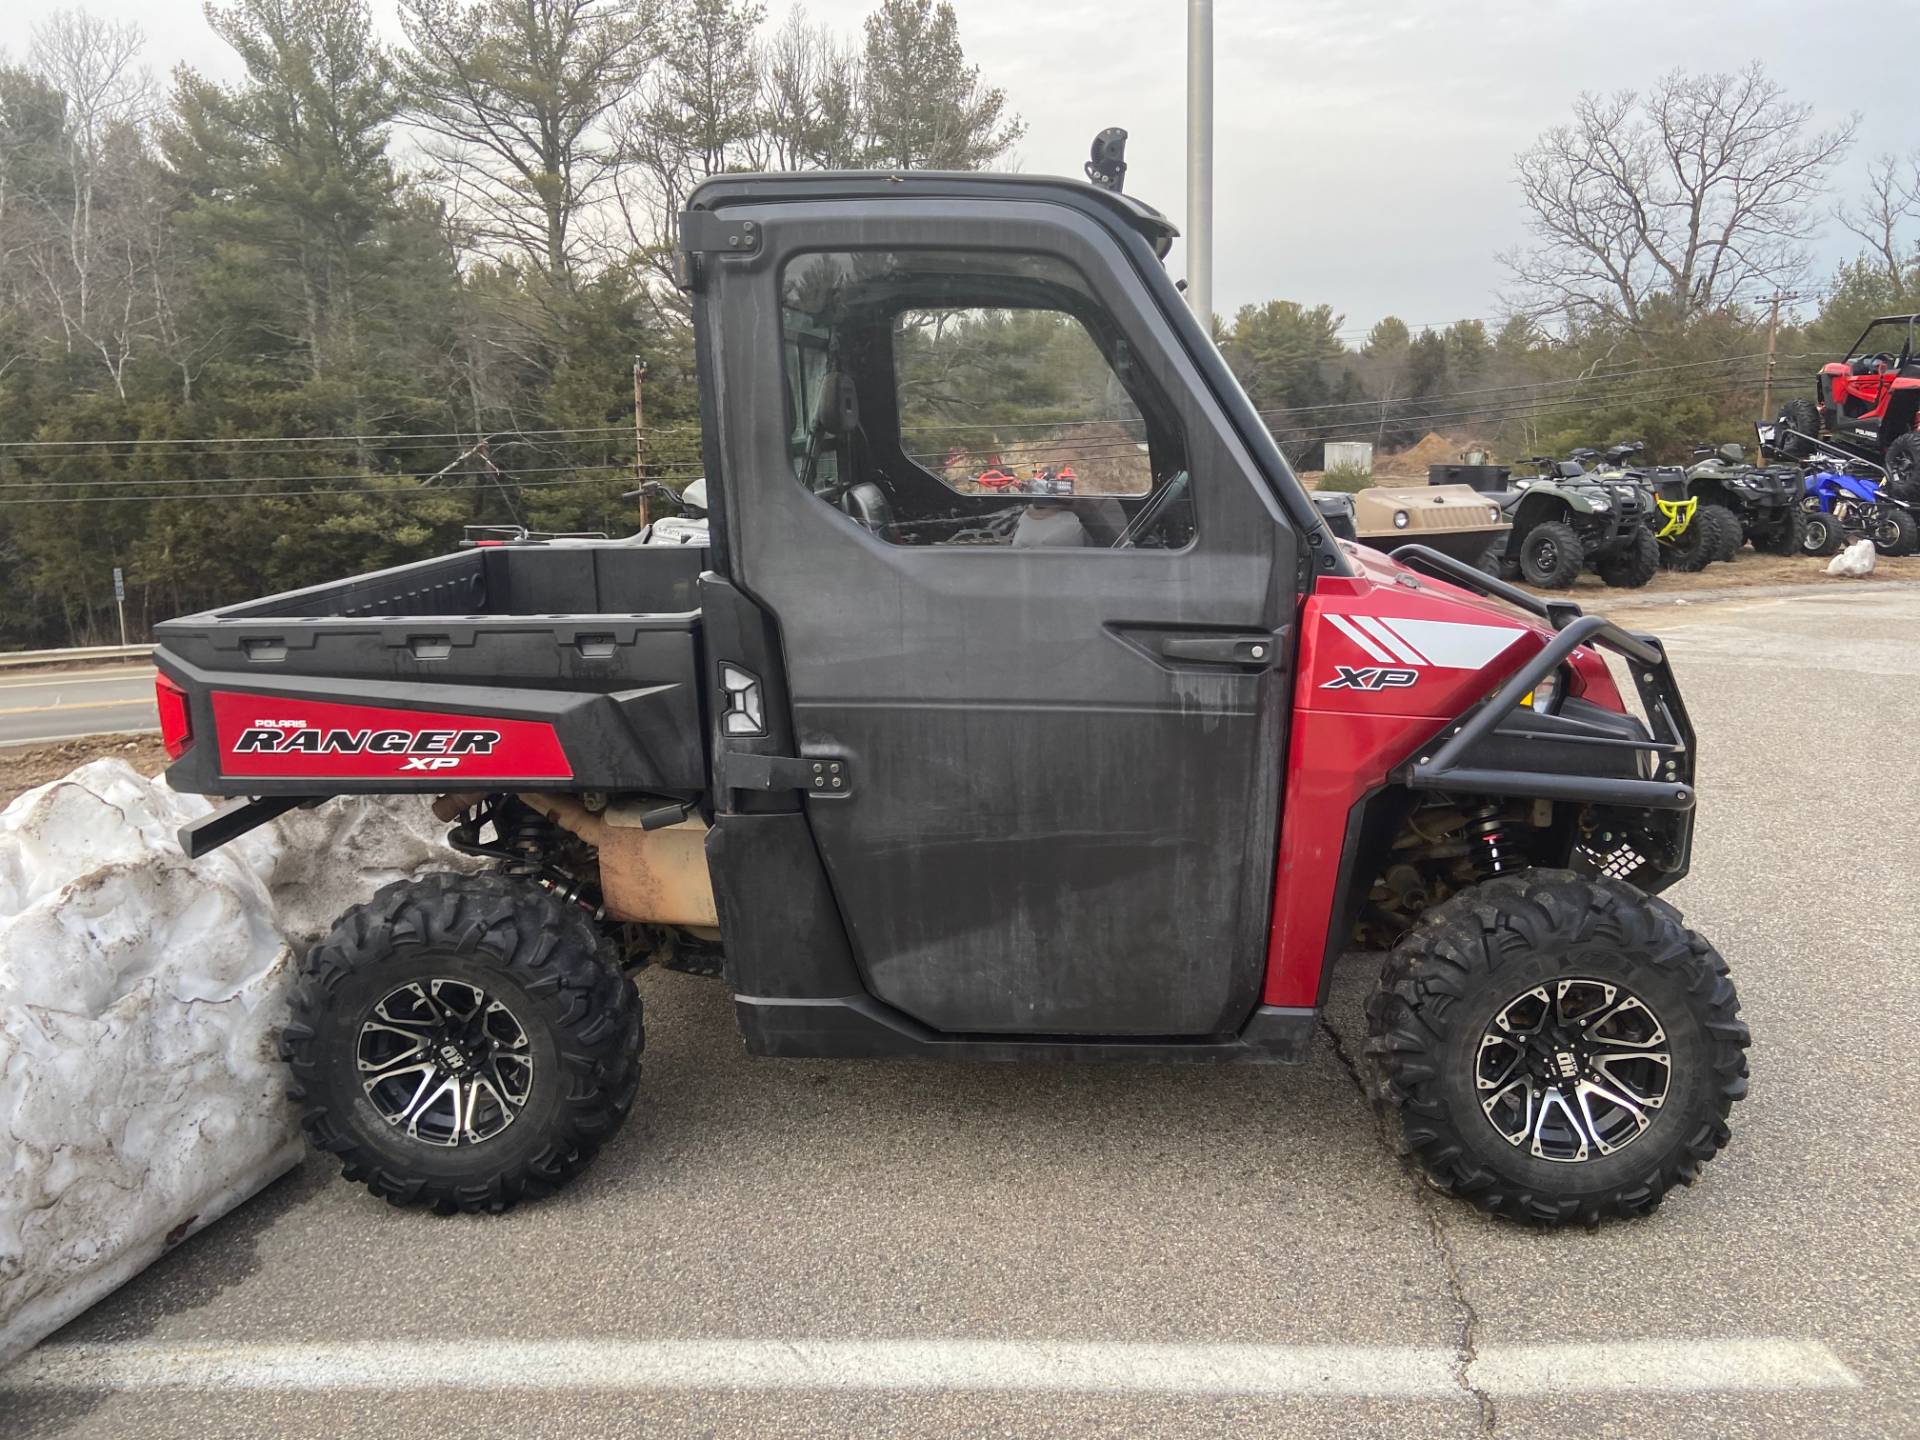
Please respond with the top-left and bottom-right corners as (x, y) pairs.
(1159, 629), (1287, 669)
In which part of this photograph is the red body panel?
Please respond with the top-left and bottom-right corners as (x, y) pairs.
(1262, 546), (1613, 1008)
(211, 692), (573, 781)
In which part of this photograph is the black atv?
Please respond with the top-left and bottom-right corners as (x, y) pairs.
(1684, 443), (1804, 555)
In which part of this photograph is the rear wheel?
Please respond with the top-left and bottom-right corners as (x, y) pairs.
(1518, 520), (1583, 588)
(1365, 870), (1749, 1225)
(1870, 504), (1918, 556)
(1475, 540), (1516, 580)
(1888, 433), (1920, 500)
(1594, 526), (1658, 588)
(280, 871), (642, 1215)
(1700, 504), (1742, 561)
(1802, 510), (1847, 557)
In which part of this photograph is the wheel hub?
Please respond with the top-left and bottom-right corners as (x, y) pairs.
(1475, 978), (1671, 1163)
(357, 978), (535, 1147)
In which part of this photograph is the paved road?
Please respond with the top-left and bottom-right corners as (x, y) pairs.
(7, 588), (1919, 1439)
(0, 666), (157, 746)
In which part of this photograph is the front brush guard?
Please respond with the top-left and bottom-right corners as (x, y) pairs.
(1386, 544), (1696, 814)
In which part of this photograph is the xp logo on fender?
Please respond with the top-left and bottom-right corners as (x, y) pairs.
(1322, 665), (1419, 691)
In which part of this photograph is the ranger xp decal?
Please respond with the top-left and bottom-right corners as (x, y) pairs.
(212, 692), (573, 780)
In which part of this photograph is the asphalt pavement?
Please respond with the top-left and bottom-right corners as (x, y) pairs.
(0, 666), (158, 746)
(5, 586), (1918, 1439)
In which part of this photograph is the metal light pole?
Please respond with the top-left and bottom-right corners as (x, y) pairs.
(1185, 0), (1213, 329)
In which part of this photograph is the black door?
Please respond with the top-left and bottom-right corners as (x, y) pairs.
(705, 200), (1302, 1037)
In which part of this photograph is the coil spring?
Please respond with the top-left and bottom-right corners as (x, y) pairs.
(500, 805), (554, 879)
(1465, 803), (1514, 876)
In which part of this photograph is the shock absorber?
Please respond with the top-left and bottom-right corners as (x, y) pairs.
(499, 801), (554, 880)
(1465, 802), (1515, 876)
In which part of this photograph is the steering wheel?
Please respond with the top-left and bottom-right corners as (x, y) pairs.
(1868, 352), (1898, 374)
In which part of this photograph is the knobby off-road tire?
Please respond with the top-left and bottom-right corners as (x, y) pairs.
(1778, 398), (1821, 458)
(280, 871), (642, 1215)
(1802, 510), (1847, 557)
(1659, 513), (1717, 572)
(1888, 433), (1920, 498)
(1476, 540), (1518, 581)
(1871, 504), (1918, 557)
(1518, 520), (1583, 588)
(1594, 526), (1658, 588)
(1755, 503), (1807, 556)
(1700, 504), (1742, 562)
(1365, 870), (1749, 1226)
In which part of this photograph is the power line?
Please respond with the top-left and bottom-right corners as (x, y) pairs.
(0, 471), (672, 506)
(0, 424), (635, 450)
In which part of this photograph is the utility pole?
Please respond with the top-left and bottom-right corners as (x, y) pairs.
(1760, 293), (1782, 423)
(632, 357), (648, 527)
(1186, 0), (1213, 330)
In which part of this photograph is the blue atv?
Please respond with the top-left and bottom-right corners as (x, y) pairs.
(1800, 465), (1920, 557)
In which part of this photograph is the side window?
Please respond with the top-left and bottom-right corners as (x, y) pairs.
(778, 249), (1193, 550)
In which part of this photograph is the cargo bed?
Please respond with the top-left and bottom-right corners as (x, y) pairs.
(154, 542), (710, 797)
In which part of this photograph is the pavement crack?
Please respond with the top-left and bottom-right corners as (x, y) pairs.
(1319, 1017), (1499, 1436)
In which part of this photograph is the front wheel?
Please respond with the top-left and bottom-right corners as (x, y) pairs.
(1594, 526), (1658, 588)
(1754, 504), (1807, 556)
(1365, 870), (1749, 1225)
(1802, 510), (1847, 557)
(280, 871), (643, 1215)
(1518, 519), (1584, 588)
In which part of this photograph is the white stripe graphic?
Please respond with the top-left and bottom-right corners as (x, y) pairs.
(0, 1337), (1860, 1400)
(1353, 614), (1431, 667)
(1387, 616), (1525, 669)
(1326, 614), (1396, 665)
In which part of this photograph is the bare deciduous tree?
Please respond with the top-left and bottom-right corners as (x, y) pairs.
(1503, 64), (1856, 332)
(1837, 151), (1920, 285)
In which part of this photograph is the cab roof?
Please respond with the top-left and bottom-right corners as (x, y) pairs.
(685, 171), (1180, 259)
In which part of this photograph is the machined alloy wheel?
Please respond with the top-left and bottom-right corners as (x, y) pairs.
(1365, 869), (1749, 1225)
(358, 978), (536, 1147)
(282, 871), (643, 1215)
(1476, 978), (1670, 1162)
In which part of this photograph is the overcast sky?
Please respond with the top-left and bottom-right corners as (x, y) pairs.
(3, 0), (1906, 339)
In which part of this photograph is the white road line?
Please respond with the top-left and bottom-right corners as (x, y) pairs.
(0, 1337), (1859, 1399)
(0, 668), (155, 690)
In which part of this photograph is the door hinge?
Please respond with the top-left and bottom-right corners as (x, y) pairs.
(727, 752), (851, 796)
(675, 210), (763, 290)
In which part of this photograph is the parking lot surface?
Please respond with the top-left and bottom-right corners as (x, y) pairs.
(6, 585), (1918, 1439)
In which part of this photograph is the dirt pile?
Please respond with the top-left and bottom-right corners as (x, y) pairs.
(1375, 432), (1468, 477)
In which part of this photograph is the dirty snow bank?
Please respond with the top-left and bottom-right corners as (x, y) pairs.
(0, 761), (461, 1367)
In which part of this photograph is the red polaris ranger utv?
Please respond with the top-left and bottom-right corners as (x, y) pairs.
(154, 165), (1747, 1227)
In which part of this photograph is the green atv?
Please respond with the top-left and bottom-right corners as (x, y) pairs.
(1583, 444), (1738, 572)
(1470, 456), (1660, 589)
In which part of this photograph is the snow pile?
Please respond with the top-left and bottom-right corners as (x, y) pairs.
(0, 761), (460, 1367)
(1826, 538), (1876, 577)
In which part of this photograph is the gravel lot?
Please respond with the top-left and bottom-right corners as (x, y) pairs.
(5, 583), (1918, 1440)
